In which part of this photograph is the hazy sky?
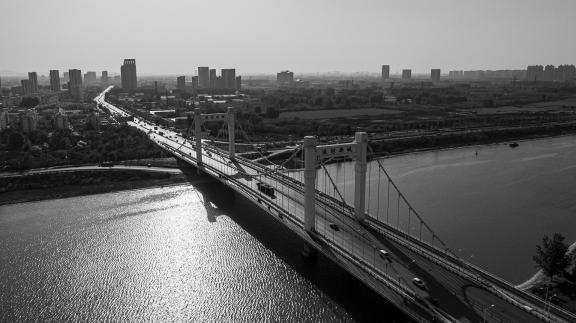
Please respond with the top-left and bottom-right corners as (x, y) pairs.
(1, 0), (575, 75)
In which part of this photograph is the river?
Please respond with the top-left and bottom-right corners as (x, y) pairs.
(323, 135), (576, 284)
(0, 179), (407, 322)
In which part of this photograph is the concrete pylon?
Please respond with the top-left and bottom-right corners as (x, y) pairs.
(304, 136), (317, 232)
(227, 107), (235, 159)
(354, 132), (368, 221)
(194, 108), (202, 167)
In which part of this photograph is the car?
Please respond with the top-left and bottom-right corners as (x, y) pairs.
(412, 278), (427, 290)
(379, 250), (392, 262)
(328, 222), (340, 231)
(146, 163), (152, 168)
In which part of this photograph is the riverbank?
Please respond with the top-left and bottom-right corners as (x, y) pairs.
(0, 167), (191, 205)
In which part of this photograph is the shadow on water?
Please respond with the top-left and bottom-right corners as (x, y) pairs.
(179, 163), (412, 322)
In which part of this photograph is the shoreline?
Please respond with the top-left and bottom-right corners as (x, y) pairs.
(516, 240), (576, 290)
(371, 131), (576, 161)
(0, 166), (198, 206)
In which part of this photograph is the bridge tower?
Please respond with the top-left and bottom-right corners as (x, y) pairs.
(303, 132), (368, 232)
(193, 107), (236, 167)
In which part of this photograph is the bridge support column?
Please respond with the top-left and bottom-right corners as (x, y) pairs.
(194, 108), (202, 169)
(304, 136), (317, 232)
(227, 107), (235, 160)
(354, 132), (368, 221)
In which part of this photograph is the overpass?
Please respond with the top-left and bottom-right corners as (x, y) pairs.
(96, 86), (576, 323)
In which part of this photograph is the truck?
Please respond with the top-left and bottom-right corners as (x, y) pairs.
(257, 182), (275, 198)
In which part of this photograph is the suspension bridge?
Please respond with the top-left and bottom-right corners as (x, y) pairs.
(96, 87), (576, 323)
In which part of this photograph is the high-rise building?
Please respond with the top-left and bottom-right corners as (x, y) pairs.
(381, 65), (390, 79)
(49, 70), (61, 92)
(63, 71), (69, 83)
(236, 76), (242, 90)
(277, 71), (294, 84)
(101, 71), (108, 84)
(209, 69), (217, 89)
(221, 69), (236, 90)
(21, 80), (33, 96)
(177, 76), (186, 92)
(28, 72), (38, 93)
(402, 69), (412, 80)
(198, 67), (210, 89)
(431, 69), (441, 82)
(120, 59), (137, 91)
(68, 69), (83, 100)
(191, 76), (199, 89)
(0, 109), (8, 130)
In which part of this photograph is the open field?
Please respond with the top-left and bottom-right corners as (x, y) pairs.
(279, 108), (402, 120)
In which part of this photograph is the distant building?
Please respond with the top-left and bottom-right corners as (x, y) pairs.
(84, 71), (97, 85)
(191, 76), (199, 89)
(381, 65), (390, 79)
(431, 69), (441, 82)
(209, 69), (217, 89)
(448, 70), (464, 79)
(49, 70), (61, 92)
(63, 71), (69, 83)
(0, 109), (8, 130)
(277, 70), (294, 84)
(235, 76), (242, 90)
(21, 79), (33, 96)
(402, 69), (411, 80)
(198, 67), (210, 89)
(28, 72), (38, 94)
(221, 69), (236, 90)
(21, 109), (38, 132)
(101, 71), (108, 84)
(177, 76), (186, 92)
(54, 111), (69, 129)
(120, 59), (137, 91)
(68, 69), (83, 100)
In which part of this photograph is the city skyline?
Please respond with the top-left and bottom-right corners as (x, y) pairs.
(1, 0), (575, 75)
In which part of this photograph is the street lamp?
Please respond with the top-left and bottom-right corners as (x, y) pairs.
(482, 304), (495, 323)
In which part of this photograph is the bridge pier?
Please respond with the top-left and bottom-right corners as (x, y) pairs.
(194, 108), (202, 173)
(353, 132), (368, 221)
(227, 107), (235, 160)
(304, 136), (317, 232)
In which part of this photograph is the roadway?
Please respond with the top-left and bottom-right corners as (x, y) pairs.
(95, 86), (572, 323)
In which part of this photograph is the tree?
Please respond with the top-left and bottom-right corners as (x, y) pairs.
(533, 233), (571, 278)
(8, 132), (25, 151)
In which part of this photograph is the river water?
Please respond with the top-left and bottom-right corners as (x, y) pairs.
(324, 135), (576, 284)
(0, 178), (407, 322)
(2, 135), (576, 322)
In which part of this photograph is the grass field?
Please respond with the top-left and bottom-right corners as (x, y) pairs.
(280, 108), (402, 120)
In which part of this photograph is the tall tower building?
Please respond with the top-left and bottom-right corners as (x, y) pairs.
(209, 69), (217, 89)
(191, 76), (199, 89)
(101, 71), (108, 84)
(177, 76), (186, 92)
(221, 69), (236, 90)
(49, 70), (61, 92)
(198, 67), (210, 89)
(277, 71), (294, 84)
(85, 71), (97, 85)
(63, 71), (69, 83)
(431, 69), (441, 82)
(381, 65), (390, 79)
(235, 76), (242, 90)
(28, 72), (38, 93)
(120, 59), (138, 91)
(68, 69), (83, 100)
(402, 69), (412, 80)
(21, 79), (33, 96)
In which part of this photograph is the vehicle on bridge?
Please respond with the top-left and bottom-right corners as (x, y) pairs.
(99, 161), (114, 167)
(256, 182), (275, 198)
